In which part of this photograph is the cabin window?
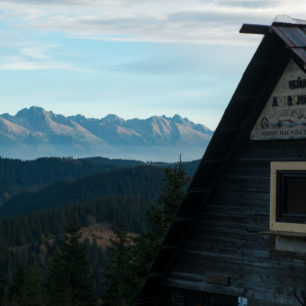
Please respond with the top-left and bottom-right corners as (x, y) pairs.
(277, 171), (306, 223)
(270, 162), (306, 233)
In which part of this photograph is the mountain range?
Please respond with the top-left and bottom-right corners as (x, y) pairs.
(0, 106), (213, 161)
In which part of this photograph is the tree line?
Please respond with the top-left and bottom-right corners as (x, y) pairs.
(0, 157), (113, 206)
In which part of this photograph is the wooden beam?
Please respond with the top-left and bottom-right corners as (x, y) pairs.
(260, 230), (306, 238)
(240, 24), (270, 35)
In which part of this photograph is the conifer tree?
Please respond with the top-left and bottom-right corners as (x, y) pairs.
(102, 223), (133, 306)
(132, 162), (189, 281)
(22, 269), (42, 306)
(7, 262), (43, 306)
(8, 262), (25, 305)
(45, 247), (67, 306)
(63, 217), (95, 306)
(103, 162), (189, 304)
(46, 216), (96, 306)
(147, 161), (189, 238)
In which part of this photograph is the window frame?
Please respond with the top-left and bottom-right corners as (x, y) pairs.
(270, 162), (306, 233)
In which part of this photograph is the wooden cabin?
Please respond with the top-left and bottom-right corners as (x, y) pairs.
(136, 19), (306, 306)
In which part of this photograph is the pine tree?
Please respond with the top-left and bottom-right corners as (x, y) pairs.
(104, 162), (189, 304)
(22, 269), (42, 306)
(63, 217), (95, 306)
(7, 263), (43, 306)
(8, 261), (25, 305)
(133, 162), (189, 300)
(147, 161), (189, 238)
(133, 161), (189, 274)
(46, 216), (96, 306)
(45, 248), (68, 306)
(102, 223), (134, 306)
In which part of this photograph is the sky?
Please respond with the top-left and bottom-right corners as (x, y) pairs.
(0, 1), (306, 129)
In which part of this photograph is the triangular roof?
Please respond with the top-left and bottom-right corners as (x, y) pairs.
(136, 19), (306, 305)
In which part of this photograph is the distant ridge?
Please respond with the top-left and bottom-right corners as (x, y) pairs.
(0, 106), (213, 161)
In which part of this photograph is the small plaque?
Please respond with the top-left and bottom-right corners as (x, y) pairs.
(206, 273), (231, 286)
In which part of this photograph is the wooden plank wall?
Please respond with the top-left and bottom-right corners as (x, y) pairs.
(168, 288), (238, 306)
(164, 136), (306, 306)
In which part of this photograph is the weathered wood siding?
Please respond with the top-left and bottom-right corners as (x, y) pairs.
(168, 288), (238, 306)
(164, 136), (306, 306)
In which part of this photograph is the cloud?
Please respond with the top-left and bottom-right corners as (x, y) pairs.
(0, 56), (83, 71)
(1, 0), (306, 48)
(168, 8), (272, 25)
(212, 0), (279, 8)
(2, 0), (305, 46)
(19, 44), (59, 59)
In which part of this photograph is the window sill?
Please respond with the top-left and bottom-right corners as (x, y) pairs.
(260, 230), (306, 238)
(261, 230), (306, 253)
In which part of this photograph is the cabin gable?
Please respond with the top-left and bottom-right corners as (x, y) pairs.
(136, 20), (306, 306)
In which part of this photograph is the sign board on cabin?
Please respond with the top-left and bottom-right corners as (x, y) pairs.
(251, 60), (306, 140)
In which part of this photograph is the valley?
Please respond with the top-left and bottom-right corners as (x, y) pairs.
(0, 155), (198, 303)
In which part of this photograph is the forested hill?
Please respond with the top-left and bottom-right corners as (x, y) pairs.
(0, 165), (166, 217)
(0, 156), (145, 206)
(0, 155), (199, 210)
(0, 157), (197, 302)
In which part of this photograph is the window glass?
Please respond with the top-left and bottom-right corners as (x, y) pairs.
(285, 177), (306, 215)
(277, 171), (306, 223)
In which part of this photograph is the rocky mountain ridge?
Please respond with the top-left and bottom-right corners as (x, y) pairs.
(0, 106), (213, 161)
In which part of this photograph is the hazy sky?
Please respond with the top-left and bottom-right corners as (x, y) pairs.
(0, 1), (305, 129)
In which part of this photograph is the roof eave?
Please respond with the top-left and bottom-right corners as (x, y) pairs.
(240, 23), (270, 35)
